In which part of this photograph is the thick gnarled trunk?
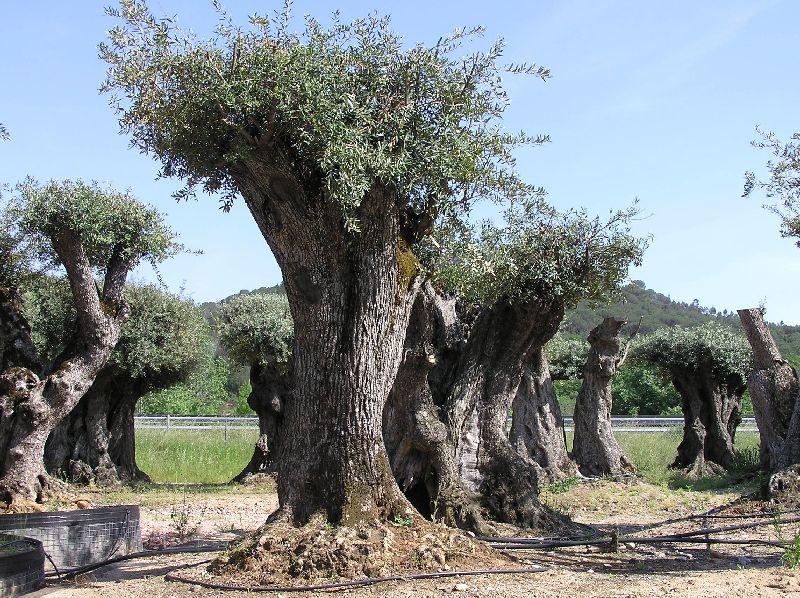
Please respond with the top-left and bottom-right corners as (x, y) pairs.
(448, 301), (565, 528)
(44, 372), (148, 485)
(0, 233), (127, 503)
(233, 361), (290, 482)
(510, 348), (576, 484)
(237, 171), (420, 526)
(572, 317), (635, 478)
(384, 284), (486, 532)
(670, 372), (742, 475)
(738, 308), (800, 472)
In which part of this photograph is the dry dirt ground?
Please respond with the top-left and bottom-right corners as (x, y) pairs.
(31, 477), (800, 597)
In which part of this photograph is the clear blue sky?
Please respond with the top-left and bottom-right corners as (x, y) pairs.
(2, 1), (798, 322)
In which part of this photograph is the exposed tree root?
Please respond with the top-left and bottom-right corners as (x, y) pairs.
(211, 514), (515, 586)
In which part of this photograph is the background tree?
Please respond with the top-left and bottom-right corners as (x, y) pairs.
(633, 323), (751, 475)
(744, 127), (800, 245)
(214, 293), (292, 481)
(0, 179), (179, 503)
(387, 202), (646, 528)
(572, 317), (636, 477)
(42, 284), (210, 485)
(103, 0), (551, 537)
(738, 308), (800, 477)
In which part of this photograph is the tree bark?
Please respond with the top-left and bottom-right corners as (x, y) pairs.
(510, 347), (576, 484)
(669, 371), (743, 475)
(0, 232), (129, 502)
(571, 317), (635, 478)
(447, 300), (566, 528)
(232, 361), (290, 482)
(44, 370), (149, 485)
(0, 287), (40, 373)
(384, 283), (487, 532)
(738, 308), (800, 471)
(235, 168), (421, 526)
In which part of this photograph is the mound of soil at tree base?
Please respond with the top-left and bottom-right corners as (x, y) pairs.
(196, 516), (524, 589)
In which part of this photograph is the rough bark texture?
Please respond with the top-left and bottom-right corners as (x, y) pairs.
(0, 287), (40, 373)
(738, 308), (800, 472)
(0, 232), (129, 502)
(384, 283), (486, 532)
(235, 165), (421, 525)
(510, 347), (577, 484)
(571, 317), (635, 478)
(44, 369), (149, 485)
(446, 299), (567, 528)
(669, 371), (743, 476)
(232, 361), (290, 482)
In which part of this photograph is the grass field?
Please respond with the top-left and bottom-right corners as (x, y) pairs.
(136, 429), (258, 484)
(136, 428), (761, 488)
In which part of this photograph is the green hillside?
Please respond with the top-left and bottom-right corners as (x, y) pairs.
(204, 280), (800, 359)
(563, 280), (800, 358)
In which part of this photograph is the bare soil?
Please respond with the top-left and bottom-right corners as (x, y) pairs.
(30, 477), (800, 597)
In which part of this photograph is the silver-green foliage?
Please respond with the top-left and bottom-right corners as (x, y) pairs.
(101, 0), (548, 230)
(429, 201), (648, 307)
(23, 278), (211, 383)
(215, 292), (293, 366)
(113, 284), (211, 382)
(546, 334), (588, 380)
(633, 322), (752, 383)
(744, 127), (800, 246)
(8, 178), (181, 272)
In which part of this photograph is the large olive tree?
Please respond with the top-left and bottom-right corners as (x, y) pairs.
(102, 1), (549, 527)
(633, 323), (752, 475)
(215, 293), (292, 481)
(385, 202), (646, 529)
(0, 180), (178, 503)
(40, 284), (210, 485)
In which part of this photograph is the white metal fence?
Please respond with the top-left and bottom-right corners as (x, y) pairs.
(134, 415), (759, 433)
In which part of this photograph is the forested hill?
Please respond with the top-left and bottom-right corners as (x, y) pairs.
(203, 280), (800, 358)
(563, 280), (800, 357)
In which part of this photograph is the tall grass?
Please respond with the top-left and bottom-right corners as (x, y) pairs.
(136, 429), (257, 484)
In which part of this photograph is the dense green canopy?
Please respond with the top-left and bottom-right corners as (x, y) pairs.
(102, 0), (548, 231)
(215, 292), (292, 367)
(429, 201), (648, 307)
(8, 178), (181, 272)
(546, 334), (588, 380)
(23, 278), (210, 384)
(633, 322), (752, 383)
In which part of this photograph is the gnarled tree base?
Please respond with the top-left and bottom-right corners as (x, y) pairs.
(210, 513), (513, 587)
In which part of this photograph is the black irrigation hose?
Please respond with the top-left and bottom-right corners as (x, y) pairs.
(491, 536), (789, 550)
(164, 566), (550, 593)
(481, 515), (800, 551)
(45, 543), (230, 580)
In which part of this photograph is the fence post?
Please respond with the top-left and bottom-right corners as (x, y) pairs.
(224, 419), (229, 443)
(166, 414), (171, 431)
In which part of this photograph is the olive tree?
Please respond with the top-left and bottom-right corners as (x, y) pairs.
(385, 202), (646, 529)
(41, 284), (210, 485)
(214, 293), (292, 481)
(0, 179), (179, 503)
(102, 1), (550, 528)
(633, 323), (752, 475)
(744, 128), (800, 245)
(738, 308), (800, 477)
(572, 317), (636, 478)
